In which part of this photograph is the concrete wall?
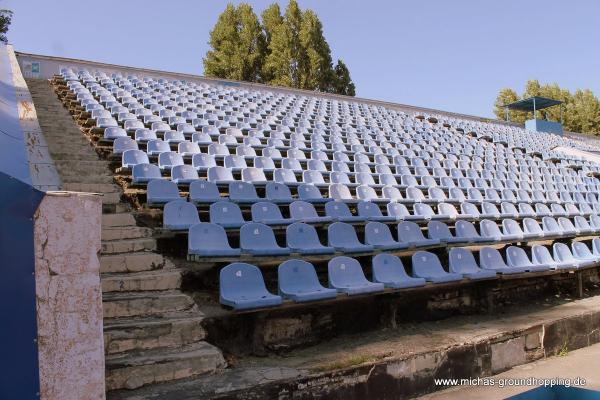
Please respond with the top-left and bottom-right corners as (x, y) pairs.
(525, 119), (563, 135)
(34, 191), (106, 400)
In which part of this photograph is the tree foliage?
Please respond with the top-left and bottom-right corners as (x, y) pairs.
(0, 9), (12, 44)
(493, 80), (600, 135)
(204, 1), (355, 96)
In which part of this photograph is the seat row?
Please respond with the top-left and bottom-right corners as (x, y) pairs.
(220, 241), (600, 310)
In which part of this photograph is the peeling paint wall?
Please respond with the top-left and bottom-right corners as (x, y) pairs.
(34, 191), (105, 400)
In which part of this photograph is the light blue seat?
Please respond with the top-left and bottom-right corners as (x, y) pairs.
(386, 202), (421, 221)
(147, 179), (180, 205)
(572, 242), (600, 264)
(240, 223), (291, 256)
(134, 129), (157, 142)
(265, 182), (294, 204)
(329, 183), (356, 203)
(413, 203), (451, 220)
(207, 166), (235, 184)
(274, 168), (299, 185)
(531, 245), (575, 270)
(229, 182), (260, 203)
(542, 217), (565, 237)
(192, 154), (217, 172)
(286, 222), (335, 255)
(251, 202), (293, 225)
(209, 201), (246, 228)
(454, 220), (488, 243)
(365, 222), (409, 250)
(357, 202), (396, 222)
(327, 222), (374, 253)
(372, 254), (426, 289)
(122, 149), (149, 169)
(158, 151), (184, 171)
(574, 216), (595, 235)
(189, 181), (223, 204)
(220, 263), (282, 310)
(147, 139), (171, 156)
(503, 218), (539, 240)
(242, 167), (268, 184)
(165, 130), (186, 143)
(479, 247), (528, 274)
(254, 156), (276, 172)
(325, 201), (364, 222)
(163, 200), (199, 230)
(411, 251), (463, 283)
(278, 260), (337, 302)
(480, 219), (520, 241)
(171, 165), (199, 185)
(328, 256), (385, 295)
(289, 201), (332, 224)
(397, 221), (440, 248)
(188, 223), (241, 257)
(132, 163), (162, 184)
(506, 246), (551, 272)
(553, 242), (592, 269)
(523, 218), (545, 238)
(558, 217), (578, 236)
(298, 184), (329, 203)
(448, 248), (497, 280)
(427, 221), (465, 244)
(113, 137), (138, 155)
(178, 141), (201, 157)
(104, 127), (127, 140)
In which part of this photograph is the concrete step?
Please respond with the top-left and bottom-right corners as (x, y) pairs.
(103, 312), (206, 355)
(103, 203), (132, 214)
(101, 226), (152, 241)
(101, 269), (182, 293)
(63, 182), (122, 194)
(105, 341), (226, 391)
(102, 290), (196, 319)
(102, 213), (137, 228)
(100, 252), (167, 274)
(101, 238), (156, 255)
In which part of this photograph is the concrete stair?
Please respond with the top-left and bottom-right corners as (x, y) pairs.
(27, 78), (226, 393)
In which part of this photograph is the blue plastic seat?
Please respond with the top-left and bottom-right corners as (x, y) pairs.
(188, 223), (241, 257)
(189, 180), (223, 204)
(325, 201), (364, 222)
(531, 245), (575, 270)
(357, 201), (395, 222)
(329, 183), (356, 203)
(251, 202), (293, 225)
(454, 220), (488, 243)
(448, 248), (497, 280)
(572, 242), (600, 264)
(372, 254), (426, 288)
(386, 202), (420, 221)
(224, 155), (248, 172)
(480, 219), (520, 242)
(158, 151), (184, 171)
(286, 222), (335, 255)
(171, 165), (199, 185)
(278, 260), (337, 302)
(209, 201), (246, 228)
(242, 167), (268, 184)
(163, 200), (200, 230)
(411, 251), (463, 283)
(265, 182), (294, 204)
(427, 221), (465, 244)
(327, 222), (374, 253)
(147, 179), (181, 205)
(132, 163), (163, 184)
(365, 222), (409, 250)
(146, 139), (170, 156)
(220, 263), (282, 310)
(240, 223), (291, 256)
(328, 256), (385, 295)
(192, 154), (217, 172)
(289, 201), (332, 224)
(113, 137), (138, 155)
(229, 182), (260, 203)
(207, 166), (235, 184)
(274, 168), (299, 185)
(479, 247), (528, 274)
(397, 221), (440, 248)
(298, 184), (329, 203)
(506, 246), (551, 272)
(542, 217), (565, 237)
(122, 149), (149, 169)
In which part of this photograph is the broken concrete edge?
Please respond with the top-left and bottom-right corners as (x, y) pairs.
(34, 191), (106, 400)
(108, 295), (600, 400)
(7, 44), (62, 192)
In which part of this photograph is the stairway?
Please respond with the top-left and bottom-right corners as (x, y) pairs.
(26, 78), (226, 391)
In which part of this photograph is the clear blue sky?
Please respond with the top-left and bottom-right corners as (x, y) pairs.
(4, 0), (600, 118)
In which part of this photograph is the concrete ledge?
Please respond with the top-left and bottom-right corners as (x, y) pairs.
(34, 191), (105, 400)
(109, 294), (600, 400)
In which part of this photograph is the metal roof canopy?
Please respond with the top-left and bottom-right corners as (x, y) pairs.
(503, 96), (563, 123)
(505, 96), (563, 112)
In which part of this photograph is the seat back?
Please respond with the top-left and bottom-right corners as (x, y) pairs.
(532, 245), (554, 265)
(448, 248), (479, 274)
(328, 256), (368, 287)
(387, 202), (411, 219)
(506, 246), (532, 267)
(328, 222), (361, 246)
(372, 254), (410, 282)
(553, 242), (576, 262)
(455, 220), (481, 239)
(286, 222), (323, 249)
(365, 222), (395, 245)
(164, 200), (199, 229)
(289, 201), (319, 220)
(412, 251), (444, 276)
(357, 202), (384, 218)
(229, 181), (259, 201)
(298, 184), (323, 201)
(397, 221), (426, 242)
(240, 223), (280, 251)
(479, 247), (509, 270)
(325, 201), (354, 219)
(251, 202), (284, 222)
(220, 263), (268, 298)
(147, 179), (179, 200)
(189, 223), (234, 252)
(502, 219), (524, 236)
(329, 183), (353, 201)
(209, 201), (245, 225)
(278, 259), (323, 293)
(265, 182), (293, 202)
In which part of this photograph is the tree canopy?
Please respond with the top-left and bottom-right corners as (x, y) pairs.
(0, 9), (12, 43)
(493, 80), (600, 135)
(204, 1), (355, 96)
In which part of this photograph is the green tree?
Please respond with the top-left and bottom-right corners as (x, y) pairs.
(203, 3), (265, 82)
(299, 10), (333, 91)
(493, 88), (524, 123)
(0, 9), (12, 43)
(332, 60), (355, 96)
(567, 89), (600, 135)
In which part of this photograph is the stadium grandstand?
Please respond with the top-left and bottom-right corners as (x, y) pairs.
(5, 43), (600, 399)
